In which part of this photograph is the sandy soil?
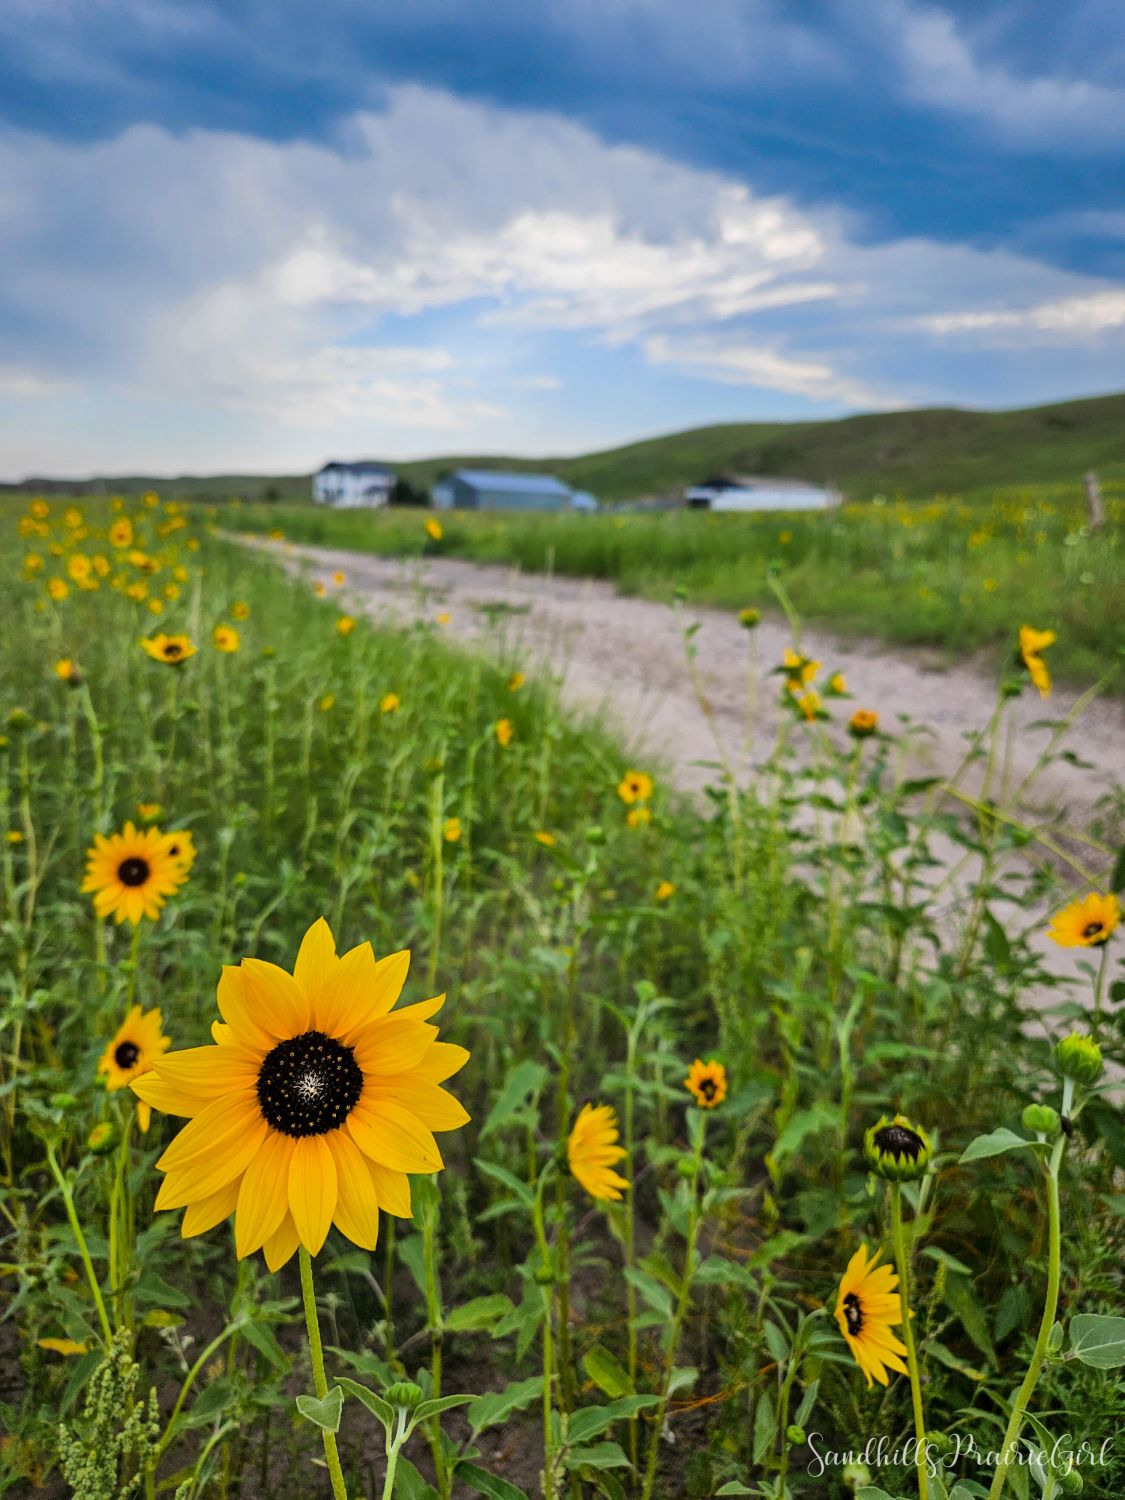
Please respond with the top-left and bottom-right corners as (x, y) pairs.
(254, 539), (1123, 811)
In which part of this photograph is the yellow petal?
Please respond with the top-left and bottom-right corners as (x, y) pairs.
(352, 1018), (437, 1076)
(347, 1100), (444, 1173)
(155, 1118), (267, 1209)
(236, 1132), (295, 1258)
(414, 1043), (470, 1084)
(288, 1135), (337, 1255)
(293, 917), (338, 998)
(313, 941), (378, 1037)
(368, 1161), (412, 1218)
(147, 1044), (257, 1097)
(217, 966), (274, 1051)
(181, 1177), (241, 1238)
(131, 1073), (207, 1118)
(329, 1129), (380, 1251)
(241, 958), (310, 1040)
(263, 1211), (300, 1272)
(156, 1093), (261, 1172)
(372, 1080), (470, 1132)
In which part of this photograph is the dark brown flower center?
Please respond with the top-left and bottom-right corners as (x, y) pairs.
(163, 642), (183, 659)
(117, 856), (151, 887)
(1082, 921), (1106, 940)
(843, 1292), (863, 1336)
(114, 1040), (141, 1070)
(873, 1122), (924, 1161)
(257, 1030), (363, 1137)
(699, 1077), (717, 1101)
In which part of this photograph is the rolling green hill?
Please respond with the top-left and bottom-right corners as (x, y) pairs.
(5, 391), (1125, 504)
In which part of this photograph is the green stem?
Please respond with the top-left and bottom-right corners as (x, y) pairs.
(421, 1190), (449, 1499)
(381, 1409), (408, 1500)
(532, 1173), (557, 1500)
(1092, 944), (1110, 1041)
(45, 1141), (112, 1347)
(125, 922), (143, 1007)
(298, 1246), (349, 1500)
(153, 1324), (239, 1466)
(987, 1129), (1066, 1500)
(890, 1185), (928, 1500)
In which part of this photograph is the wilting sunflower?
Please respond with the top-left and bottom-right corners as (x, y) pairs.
(82, 821), (189, 925)
(99, 1005), (171, 1131)
(617, 769), (654, 805)
(213, 624), (240, 653)
(131, 918), (470, 1268)
(1018, 625), (1056, 699)
(140, 633), (197, 666)
(835, 1243), (909, 1388)
(1047, 890), (1120, 949)
(567, 1103), (629, 1202)
(684, 1058), (728, 1109)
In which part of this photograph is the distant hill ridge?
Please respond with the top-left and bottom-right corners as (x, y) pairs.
(5, 392), (1124, 504)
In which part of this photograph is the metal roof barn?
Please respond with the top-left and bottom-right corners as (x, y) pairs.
(685, 476), (839, 512)
(433, 469), (573, 512)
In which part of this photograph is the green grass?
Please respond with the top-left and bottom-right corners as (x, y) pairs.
(232, 483), (1125, 689)
(6, 390), (1125, 505)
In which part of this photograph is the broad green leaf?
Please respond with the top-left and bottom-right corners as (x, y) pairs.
(623, 1268), (674, 1320)
(473, 1158), (535, 1209)
(238, 1318), (288, 1371)
(564, 1441), (630, 1471)
(583, 1343), (633, 1399)
(454, 1462), (531, 1500)
(763, 1320), (791, 1365)
(752, 1389), (775, 1464)
(445, 1295), (515, 1333)
(714, 1485), (754, 1496)
(412, 1394), (475, 1425)
(481, 1060), (548, 1138)
(468, 1377), (545, 1438)
(336, 1376), (394, 1427)
(1068, 1313), (1125, 1367)
(295, 1385), (343, 1433)
(958, 1128), (1032, 1163)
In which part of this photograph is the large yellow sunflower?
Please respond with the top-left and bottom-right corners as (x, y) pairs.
(1047, 890), (1120, 949)
(81, 821), (189, 925)
(99, 1005), (171, 1131)
(567, 1103), (629, 1202)
(834, 1243), (909, 1388)
(132, 918), (470, 1269)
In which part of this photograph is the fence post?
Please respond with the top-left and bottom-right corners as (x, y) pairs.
(1084, 470), (1104, 530)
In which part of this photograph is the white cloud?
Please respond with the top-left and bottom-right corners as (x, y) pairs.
(921, 289), (1125, 339)
(643, 334), (902, 408)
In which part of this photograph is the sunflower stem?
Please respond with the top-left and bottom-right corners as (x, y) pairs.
(45, 1140), (112, 1348)
(987, 1107), (1067, 1500)
(124, 922), (143, 1007)
(380, 1409), (408, 1500)
(641, 1114), (706, 1500)
(889, 1184), (928, 1500)
(421, 1185), (450, 1499)
(298, 1246), (349, 1500)
(531, 1169), (558, 1500)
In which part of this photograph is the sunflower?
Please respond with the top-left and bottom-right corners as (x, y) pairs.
(684, 1058), (727, 1109)
(617, 769), (653, 805)
(213, 624), (240, 653)
(380, 692), (401, 714)
(131, 917), (470, 1267)
(47, 578), (69, 601)
(827, 672), (847, 696)
(849, 708), (878, 738)
(161, 829), (197, 875)
(655, 880), (675, 902)
(626, 806), (651, 828)
(864, 1114), (932, 1181)
(109, 518), (133, 548)
(443, 817), (462, 843)
(782, 648), (820, 687)
(99, 1005), (171, 1131)
(232, 601), (251, 621)
(508, 671), (525, 692)
(140, 633), (197, 666)
(1047, 890), (1120, 949)
(1018, 625), (1056, 699)
(425, 518), (443, 542)
(494, 718), (513, 747)
(567, 1103), (629, 1202)
(54, 658), (81, 685)
(533, 830), (557, 847)
(82, 821), (189, 925)
(336, 615), (356, 637)
(835, 1243), (909, 1388)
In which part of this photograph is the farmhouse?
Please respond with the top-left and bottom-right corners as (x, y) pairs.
(432, 469), (576, 512)
(685, 474), (839, 512)
(312, 460), (395, 507)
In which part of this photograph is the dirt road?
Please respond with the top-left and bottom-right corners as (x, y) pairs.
(255, 539), (1123, 816)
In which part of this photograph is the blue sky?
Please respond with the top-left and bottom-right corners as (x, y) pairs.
(1, 0), (1123, 476)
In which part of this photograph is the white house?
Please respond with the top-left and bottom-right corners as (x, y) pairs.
(312, 461), (395, 508)
(685, 475), (839, 512)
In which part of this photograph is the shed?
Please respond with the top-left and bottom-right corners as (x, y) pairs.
(313, 461), (395, 508)
(685, 475), (839, 513)
(432, 469), (573, 513)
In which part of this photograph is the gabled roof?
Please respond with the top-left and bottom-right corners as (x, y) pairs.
(317, 460), (395, 475)
(451, 469), (571, 496)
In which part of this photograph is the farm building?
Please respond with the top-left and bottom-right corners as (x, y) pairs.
(685, 475), (839, 512)
(432, 469), (577, 512)
(313, 461), (395, 507)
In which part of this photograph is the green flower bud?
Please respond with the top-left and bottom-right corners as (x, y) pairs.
(1021, 1104), (1060, 1137)
(50, 1092), (81, 1112)
(926, 1431), (954, 1458)
(6, 707), (32, 734)
(384, 1381), (424, 1410)
(864, 1114), (932, 1182)
(87, 1120), (119, 1156)
(738, 607), (761, 630)
(1057, 1467), (1084, 1494)
(786, 1425), (806, 1446)
(1056, 1033), (1103, 1086)
(533, 1263), (556, 1286)
(842, 1462), (871, 1490)
(585, 825), (606, 846)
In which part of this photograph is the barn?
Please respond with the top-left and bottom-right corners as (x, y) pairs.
(685, 475), (839, 512)
(312, 461), (395, 508)
(432, 469), (574, 512)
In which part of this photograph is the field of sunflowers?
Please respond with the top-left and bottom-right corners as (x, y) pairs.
(2, 492), (1123, 1500)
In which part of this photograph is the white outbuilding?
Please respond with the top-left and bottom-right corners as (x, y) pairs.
(685, 475), (839, 512)
(313, 461), (395, 508)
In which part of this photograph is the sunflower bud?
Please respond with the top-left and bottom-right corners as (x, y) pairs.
(6, 707), (32, 734)
(384, 1381), (424, 1410)
(786, 1425), (806, 1446)
(1057, 1467), (1084, 1495)
(533, 1263), (556, 1286)
(50, 1092), (81, 1112)
(864, 1114), (932, 1181)
(87, 1120), (119, 1155)
(1056, 1033), (1103, 1086)
(738, 607), (760, 630)
(842, 1462), (871, 1490)
(1021, 1104), (1060, 1137)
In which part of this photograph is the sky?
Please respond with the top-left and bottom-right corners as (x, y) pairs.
(1, 0), (1124, 477)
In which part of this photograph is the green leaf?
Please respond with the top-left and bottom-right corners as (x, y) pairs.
(623, 1268), (674, 1320)
(473, 1158), (535, 1209)
(296, 1386), (343, 1433)
(982, 908), (1011, 968)
(752, 1389), (775, 1464)
(567, 1397), (659, 1445)
(564, 1441), (630, 1471)
(336, 1376), (394, 1429)
(714, 1485), (755, 1496)
(481, 1060), (548, 1138)
(412, 1394), (475, 1424)
(445, 1295), (515, 1333)
(958, 1128), (1032, 1163)
(182, 1378), (236, 1429)
(455, 1462), (531, 1500)
(238, 1318), (288, 1371)
(666, 1367), (698, 1396)
(763, 1320), (791, 1365)
(942, 1273), (995, 1365)
(1068, 1313), (1125, 1367)
(582, 1344), (633, 1399)
(1110, 845), (1125, 893)
(794, 1379), (819, 1426)
(468, 1377), (545, 1437)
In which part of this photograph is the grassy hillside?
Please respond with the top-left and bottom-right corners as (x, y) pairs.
(5, 391), (1125, 505)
